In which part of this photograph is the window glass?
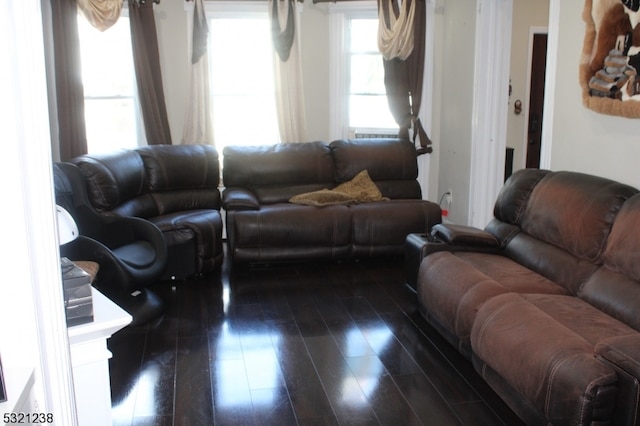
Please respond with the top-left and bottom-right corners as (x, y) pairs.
(77, 14), (144, 154)
(347, 16), (396, 132)
(209, 15), (280, 150)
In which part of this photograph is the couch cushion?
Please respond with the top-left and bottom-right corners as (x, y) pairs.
(493, 168), (550, 225)
(72, 150), (157, 217)
(137, 145), (221, 213)
(453, 252), (571, 294)
(223, 142), (334, 186)
(601, 192), (640, 282)
(504, 233), (601, 296)
(471, 293), (619, 425)
(137, 144), (220, 191)
(330, 139), (422, 199)
(519, 171), (637, 263)
(150, 209), (223, 274)
(520, 293), (637, 345)
(227, 203), (352, 262)
(417, 251), (567, 351)
(223, 142), (335, 204)
(579, 193), (640, 330)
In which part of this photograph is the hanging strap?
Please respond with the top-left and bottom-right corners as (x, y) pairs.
(271, 0), (295, 62)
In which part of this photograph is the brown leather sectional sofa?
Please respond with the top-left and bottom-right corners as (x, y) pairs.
(69, 144), (224, 280)
(222, 139), (442, 263)
(64, 139), (440, 275)
(411, 169), (640, 425)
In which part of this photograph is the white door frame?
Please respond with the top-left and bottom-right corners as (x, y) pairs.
(468, 0), (513, 228)
(540, 0), (559, 170)
(470, 0), (558, 228)
(3, 1), (78, 423)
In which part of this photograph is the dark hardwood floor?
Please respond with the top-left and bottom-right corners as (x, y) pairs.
(108, 247), (523, 426)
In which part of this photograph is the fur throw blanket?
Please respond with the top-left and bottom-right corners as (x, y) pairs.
(289, 170), (389, 207)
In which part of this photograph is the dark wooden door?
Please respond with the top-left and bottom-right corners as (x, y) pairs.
(526, 33), (548, 169)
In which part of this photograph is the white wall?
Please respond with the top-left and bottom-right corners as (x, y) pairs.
(300, 2), (332, 142)
(548, 0), (640, 188)
(155, 0), (190, 145)
(431, 0), (477, 224)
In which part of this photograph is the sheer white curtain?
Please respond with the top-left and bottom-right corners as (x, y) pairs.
(182, 0), (214, 145)
(270, 0), (307, 143)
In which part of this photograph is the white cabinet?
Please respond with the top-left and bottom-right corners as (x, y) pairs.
(67, 288), (131, 426)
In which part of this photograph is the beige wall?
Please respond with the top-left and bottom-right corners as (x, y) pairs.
(506, 0), (549, 172)
(153, 0), (640, 214)
(548, 0), (640, 188)
(155, 0), (189, 145)
(433, 0), (477, 224)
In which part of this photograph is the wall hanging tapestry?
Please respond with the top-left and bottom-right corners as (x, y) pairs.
(581, 0), (640, 118)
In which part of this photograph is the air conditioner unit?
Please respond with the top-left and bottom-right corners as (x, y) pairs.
(350, 128), (399, 139)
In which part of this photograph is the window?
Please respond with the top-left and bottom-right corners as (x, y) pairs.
(330, 5), (396, 139)
(77, 13), (145, 154)
(207, 6), (280, 151)
(348, 18), (396, 131)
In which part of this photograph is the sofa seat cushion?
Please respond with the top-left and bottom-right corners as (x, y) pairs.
(471, 293), (621, 424)
(150, 209), (223, 274)
(453, 252), (570, 293)
(228, 203), (352, 262)
(418, 251), (568, 342)
(519, 293), (638, 345)
(112, 241), (157, 268)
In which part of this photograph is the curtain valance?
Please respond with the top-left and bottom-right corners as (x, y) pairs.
(377, 0), (416, 60)
(77, 0), (123, 31)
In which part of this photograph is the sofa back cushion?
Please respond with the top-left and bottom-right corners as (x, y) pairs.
(580, 193), (640, 330)
(493, 168), (550, 225)
(72, 149), (158, 217)
(330, 138), (422, 199)
(499, 171), (638, 295)
(137, 144), (221, 213)
(223, 142), (335, 203)
(519, 171), (637, 263)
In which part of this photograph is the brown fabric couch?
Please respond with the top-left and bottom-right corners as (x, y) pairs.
(222, 139), (442, 263)
(70, 144), (224, 280)
(412, 169), (640, 425)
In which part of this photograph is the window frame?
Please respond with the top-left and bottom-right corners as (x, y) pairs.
(329, 1), (396, 140)
(77, 7), (147, 153)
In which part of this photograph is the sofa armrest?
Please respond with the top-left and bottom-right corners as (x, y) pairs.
(595, 335), (640, 426)
(596, 335), (640, 379)
(222, 188), (260, 211)
(431, 223), (500, 248)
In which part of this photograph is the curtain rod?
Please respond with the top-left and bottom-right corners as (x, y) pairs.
(311, 0), (370, 3)
(184, 0), (368, 3)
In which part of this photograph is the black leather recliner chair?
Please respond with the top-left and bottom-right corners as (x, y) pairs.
(53, 162), (167, 326)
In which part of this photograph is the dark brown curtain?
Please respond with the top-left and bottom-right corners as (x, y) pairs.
(129, 0), (172, 145)
(51, 0), (88, 161)
(380, 0), (432, 155)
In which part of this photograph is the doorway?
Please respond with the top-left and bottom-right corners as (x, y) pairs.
(526, 32), (548, 169)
